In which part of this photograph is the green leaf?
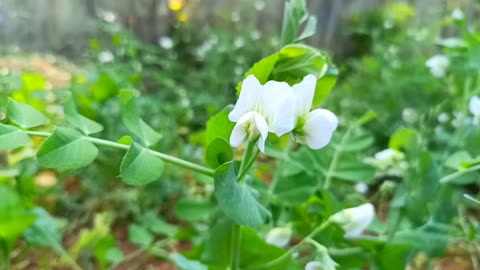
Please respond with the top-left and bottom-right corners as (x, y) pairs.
(21, 73), (46, 91)
(206, 105), (235, 144)
(444, 151), (473, 170)
(174, 198), (217, 222)
(6, 98), (48, 128)
(214, 161), (270, 227)
(237, 45), (337, 107)
(0, 186), (36, 241)
(205, 138), (233, 168)
(171, 253), (207, 270)
(0, 123), (31, 150)
(240, 227), (297, 270)
(37, 127), (99, 169)
(128, 224), (153, 248)
(389, 128), (418, 152)
(281, 0), (311, 46)
(296, 16), (317, 42)
(274, 171), (318, 205)
(119, 89), (162, 147)
(235, 54), (280, 94)
(119, 142), (164, 186)
(24, 207), (63, 252)
(91, 73), (118, 102)
(64, 92), (103, 135)
(140, 212), (178, 237)
(201, 218), (232, 267)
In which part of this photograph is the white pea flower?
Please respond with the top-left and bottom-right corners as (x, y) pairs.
(229, 75), (295, 153)
(452, 8), (464, 21)
(266, 227), (292, 248)
(330, 203), (375, 238)
(425, 55), (449, 78)
(292, 75), (338, 149)
(469, 96), (480, 118)
(374, 148), (396, 160)
(98, 50), (114, 63)
(355, 183), (369, 194)
(158, 36), (174, 49)
(438, 112), (449, 123)
(305, 260), (337, 270)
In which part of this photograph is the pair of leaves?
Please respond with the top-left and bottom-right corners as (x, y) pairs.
(281, 0), (317, 46)
(237, 44), (338, 108)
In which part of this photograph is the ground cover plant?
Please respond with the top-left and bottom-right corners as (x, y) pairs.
(0, 1), (480, 270)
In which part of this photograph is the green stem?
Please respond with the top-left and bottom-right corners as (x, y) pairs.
(25, 131), (215, 177)
(323, 127), (352, 190)
(230, 224), (242, 270)
(230, 141), (258, 270)
(440, 164), (480, 184)
(246, 221), (331, 270)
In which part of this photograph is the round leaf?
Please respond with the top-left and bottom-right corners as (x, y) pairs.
(7, 98), (48, 129)
(0, 124), (31, 150)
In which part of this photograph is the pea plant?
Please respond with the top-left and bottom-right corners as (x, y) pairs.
(1, 1), (479, 270)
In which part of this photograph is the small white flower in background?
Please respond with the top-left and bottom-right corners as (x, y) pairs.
(158, 36), (174, 49)
(426, 55), (449, 78)
(292, 75), (338, 149)
(452, 111), (466, 128)
(330, 203), (375, 238)
(266, 227), (292, 248)
(374, 148), (396, 161)
(355, 183), (369, 194)
(229, 75), (295, 153)
(452, 8), (464, 21)
(438, 112), (449, 123)
(469, 96), (480, 118)
(99, 10), (117, 23)
(98, 50), (114, 63)
(402, 108), (417, 124)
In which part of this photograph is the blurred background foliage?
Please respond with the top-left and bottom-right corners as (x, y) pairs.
(1, 0), (480, 269)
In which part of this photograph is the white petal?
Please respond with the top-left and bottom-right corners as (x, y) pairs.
(254, 112), (269, 153)
(266, 227), (292, 248)
(229, 114), (249, 147)
(229, 75), (262, 122)
(469, 96), (480, 117)
(342, 203), (375, 238)
(293, 74), (317, 118)
(305, 262), (322, 270)
(261, 81), (295, 136)
(303, 109), (338, 149)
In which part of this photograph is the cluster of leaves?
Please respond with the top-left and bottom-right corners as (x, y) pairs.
(1, 0), (480, 270)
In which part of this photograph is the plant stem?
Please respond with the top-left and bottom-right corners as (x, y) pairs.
(230, 224), (242, 270)
(440, 164), (480, 184)
(230, 141), (258, 270)
(323, 127), (352, 190)
(25, 131), (215, 177)
(246, 221), (331, 270)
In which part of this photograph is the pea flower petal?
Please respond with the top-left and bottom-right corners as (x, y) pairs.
(265, 227), (292, 248)
(330, 203), (375, 238)
(469, 95), (480, 117)
(228, 75), (295, 153)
